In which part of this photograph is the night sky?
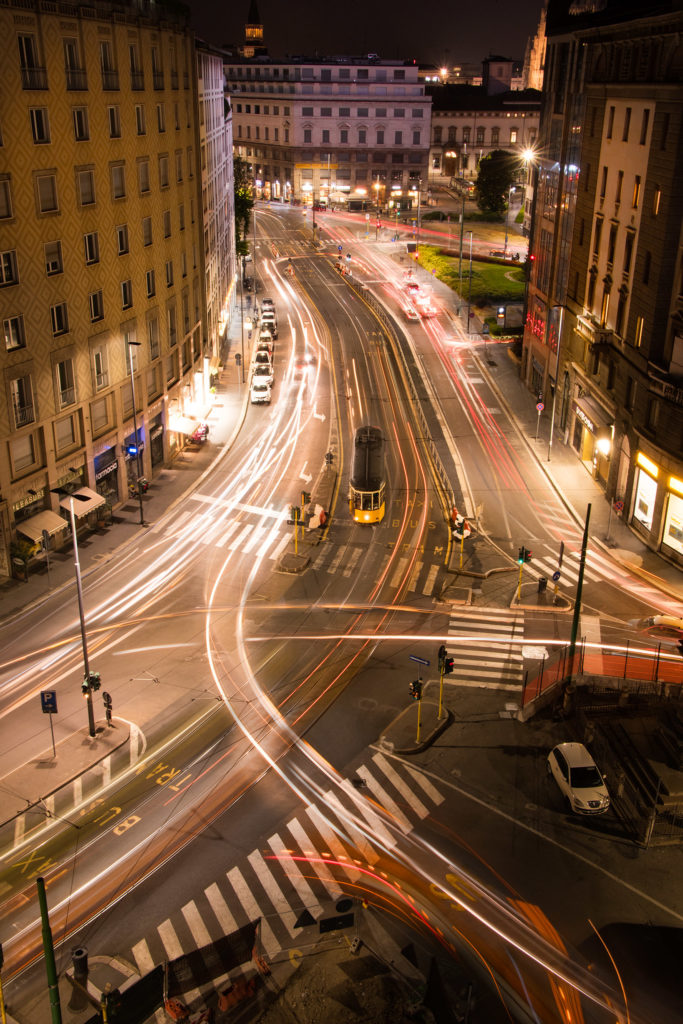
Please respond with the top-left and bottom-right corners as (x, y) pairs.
(186, 0), (545, 66)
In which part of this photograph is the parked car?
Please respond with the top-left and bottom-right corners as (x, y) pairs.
(252, 350), (273, 373)
(403, 304), (420, 322)
(261, 297), (275, 311)
(256, 338), (274, 357)
(251, 362), (274, 387)
(250, 380), (271, 404)
(546, 742), (610, 814)
(260, 316), (278, 339)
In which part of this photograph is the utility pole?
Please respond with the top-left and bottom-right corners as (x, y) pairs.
(458, 195), (465, 300)
(569, 504), (591, 666)
(466, 230), (473, 333)
(37, 877), (62, 1024)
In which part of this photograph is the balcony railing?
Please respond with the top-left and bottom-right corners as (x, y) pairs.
(576, 314), (613, 351)
(65, 67), (88, 91)
(95, 371), (109, 390)
(20, 66), (48, 90)
(101, 69), (120, 91)
(59, 386), (75, 408)
(130, 70), (145, 90)
(13, 403), (35, 428)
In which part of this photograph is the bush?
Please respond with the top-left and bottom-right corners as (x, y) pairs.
(416, 245), (525, 304)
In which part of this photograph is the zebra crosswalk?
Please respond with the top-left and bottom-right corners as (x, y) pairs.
(128, 753), (445, 986)
(446, 607), (524, 690)
(312, 545), (442, 597)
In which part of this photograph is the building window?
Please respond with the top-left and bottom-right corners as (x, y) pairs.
(142, 216), (152, 246)
(592, 215), (603, 256)
(146, 269), (155, 297)
(10, 375), (34, 429)
(163, 210), (171, 237)
(376, 130), (384, 144)
(633, 315), (644, 347)
(632, 175), (641, 209)
(615, 169), (623, 205)
(36, 173), (58, 214)
(30, 107), (50, 144)
(166, 260), (173, 287)
(159, 154), (170, 189)
(77, 169), (95, 206)
(652, 188), (661, 216)
(175, 150), (183, 181)
(0, 250), (19, 287)
(51, 301), (69, 336)
(340, 129), (348, 144)
(623, 230), (635, 276)
(606, 105), (615, 138)
(157, 103), (166, 133)
(135, 104), (146, 135)
(121, 279), (132, 309)
(116, 223), (129, 255)
(358, 129), (366, 144)
(510, 128), (518, 144)
(148, 316), (159, 360)
(167, 305), (177, 346)
(178, 204), (185, 231)
(84, 231), (99, 265)
(607, 222), (617, 265)
(89, 289), (104, 322)
(44, 240), (62, 276)
(322, 129), (330, 144)
(73, 107), (89, 141)
(303, 129), (311, 144)
(393, 108), (405, 118)
(3, 314), (25, 351)
(412, 130), (420, 146)
(138, 159), (150, 194)
(643, 250), (651, 285)
(111, 163), (126, 199)
(640, 108), (650, 145)
(600, 166), (607, 199)
(615, 287), (627, 336)
(57, 359), (75, 408)
(433, 126), (442, 143)
(108, 105), (121, 138)
(93, 348), (108, 390)
(622, 107), (631, 142)
(0, 178), (13, 220)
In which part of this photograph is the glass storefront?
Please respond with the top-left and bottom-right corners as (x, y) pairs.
(633, 466), (658, 531)
(150, 416), (164, 468)
(662, 491), (683, 557)
(95, 449), (119, 505)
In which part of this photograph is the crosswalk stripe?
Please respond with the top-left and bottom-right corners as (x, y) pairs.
(337, 779), (397, 850)
(390, 556), (409, 590)
(215, 521), (241, 548)
(404, 763), (445, 805)
(371, 752), (430, 819)
(182, 899), (212, 947)
(226, 866), (280, 957)
(286, 818), (344, 899)
(269, 532), (290, 560)
(243, 523), (267, 554)
(407, 560), (423, 592)
(228, 523), (253, 551)
(305, 805), (361, 878)
(205, 882), (240, 936)
(423, 563), (439, 596)
(130, 940), (165, 1023)
(357, 761), (412, 833)
(342, 545), (363, 578)
(267, 832), (320, 911)
(322, 791), (380, 864)
(326, 546), (347, 575)
(445, 678), (521, 691)
(247, 849), (298, 935)
(158, 920), (203, 1005)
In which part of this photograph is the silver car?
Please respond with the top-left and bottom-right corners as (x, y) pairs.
(546, 742), (609, 814)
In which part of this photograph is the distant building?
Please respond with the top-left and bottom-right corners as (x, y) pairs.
(522, 0), (683, 566)
(428, 83), (540, 181)
(228, 57), (431, 210)
(522, 2), (547, 91)
(240, 0), (267, 59)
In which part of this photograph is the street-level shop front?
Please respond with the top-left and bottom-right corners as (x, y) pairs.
(631, 450), (683, 566)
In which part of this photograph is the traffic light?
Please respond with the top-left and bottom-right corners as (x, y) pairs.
(301, 491), (311, 505)
(517, 547), (525, 565)
(444, 656), (455, 675)
(82, 677), (90, 695)
(524, 548), (533, 563)
(103, 691), (113, 724)
(409, 679), (422, 701)
(437, 644), (446, 668)
(88, 671), (101, 692)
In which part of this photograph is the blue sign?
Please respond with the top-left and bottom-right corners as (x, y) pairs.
(409, 655), (430, 666)
(41, 690), (58, 714)
(552, 570), (561, 582)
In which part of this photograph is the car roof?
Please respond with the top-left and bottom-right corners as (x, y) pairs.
(552, 742), (595, 767)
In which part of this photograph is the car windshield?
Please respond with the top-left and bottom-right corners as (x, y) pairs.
(570, 765), (603, 788)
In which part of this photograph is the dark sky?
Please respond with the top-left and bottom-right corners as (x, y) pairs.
(187, 0), (545, 66)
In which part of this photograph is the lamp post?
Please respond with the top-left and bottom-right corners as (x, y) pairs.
(466, 230), (473, 333)
(126, 340), (145, 526)
(504, 184), (515, 259)
(50, 489), (96, 738)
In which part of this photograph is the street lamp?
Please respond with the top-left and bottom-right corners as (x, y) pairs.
(373, 178), (381, 240)
(466, 230), (473, 333)
(504, 184), (516, 259)
(126, 340), (145, 526)
(50, 489), (97, 737)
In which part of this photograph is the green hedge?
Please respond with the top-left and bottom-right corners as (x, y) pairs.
(416, 245), (525, 304)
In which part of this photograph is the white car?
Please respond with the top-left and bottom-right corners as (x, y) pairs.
(250, 380), (271, 404)
(260, 315), (278, 338)
(547, 742), (610, 814)
(261, 298), (275, 310)
(251, 362), (274, 387)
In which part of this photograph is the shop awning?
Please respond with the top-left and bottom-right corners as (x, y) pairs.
(574, 396), (613, 438)
(59, 487), (105, 518)
(16, 510), (67, 543)
(168, 414), (199, 435)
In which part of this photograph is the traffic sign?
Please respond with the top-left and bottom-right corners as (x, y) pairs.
(41, 690), (58, 714)
(536, 401), (544, 412)
(481, 323), (490, 335)
(409, 655), (430, 666)
(614, 499), (624, 514)
(552, 570), (561, 582)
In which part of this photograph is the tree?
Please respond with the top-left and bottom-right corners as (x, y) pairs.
(233, 155), (254, 258)
(476, 150), (518, 215)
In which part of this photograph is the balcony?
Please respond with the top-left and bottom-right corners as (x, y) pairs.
(65, 67), (88, 91)
(13, 403), (35, 428)
(20, 66), (48, 90)
(130, 70), (145, 90)
(101, 69), (120, 91)
(576, 314), (613, 352)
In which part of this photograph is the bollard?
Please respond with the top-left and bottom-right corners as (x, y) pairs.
(68, 946), (89, 1011)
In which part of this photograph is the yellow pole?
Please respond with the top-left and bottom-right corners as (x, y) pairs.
(517, 562), (523, 601)
(438, 664), (445, 720)
(416, 695), (422, 744)
(294, 512), (298, 556)
(0, 974), (7, 1024)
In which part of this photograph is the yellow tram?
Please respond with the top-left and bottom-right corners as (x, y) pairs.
(349, 425), (386, 524)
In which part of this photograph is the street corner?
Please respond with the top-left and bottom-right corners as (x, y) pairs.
(378, 696), (453, 756)
(511, 588), (573, 612)
(276, 551), (311, 574)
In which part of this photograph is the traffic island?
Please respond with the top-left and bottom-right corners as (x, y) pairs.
(378, 697), (453, 756)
